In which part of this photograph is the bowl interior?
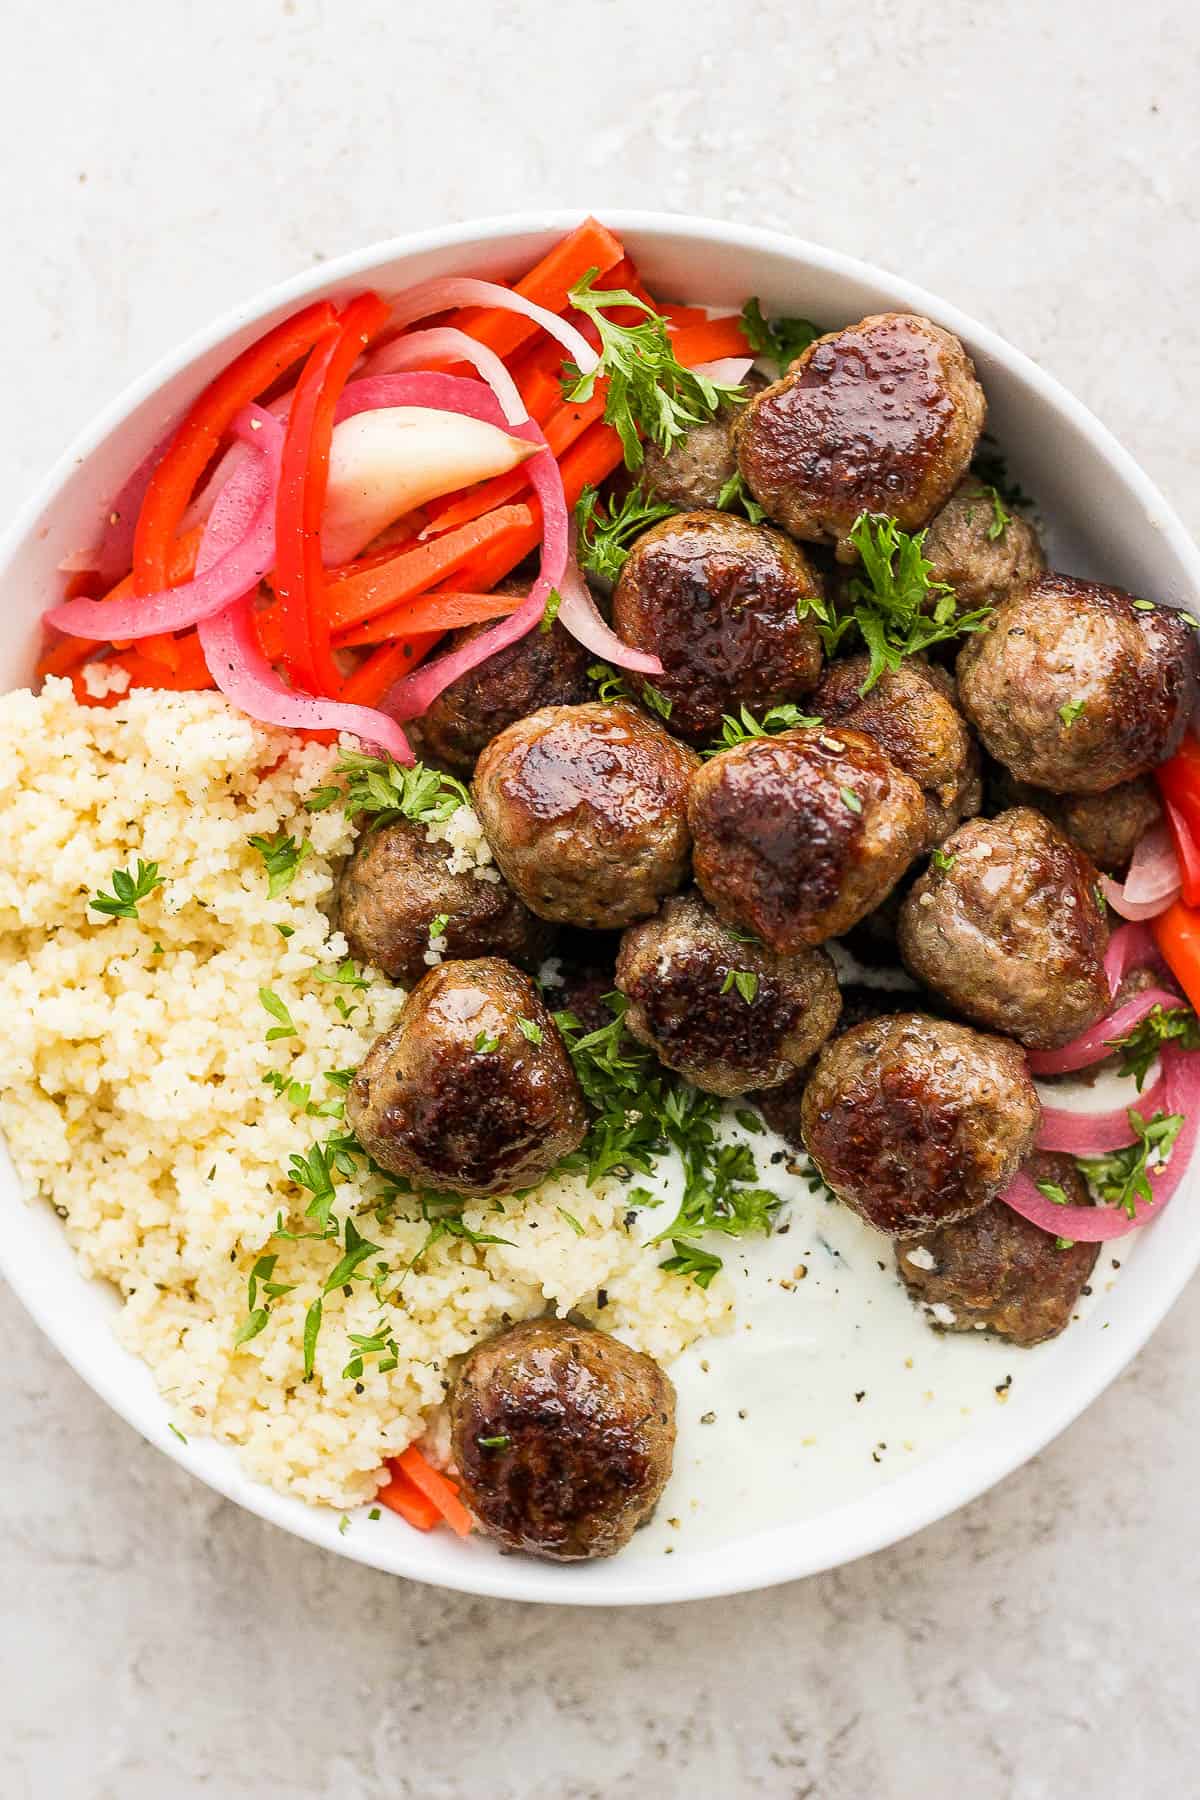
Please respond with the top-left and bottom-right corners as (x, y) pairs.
(2, 210), (1198, 1605)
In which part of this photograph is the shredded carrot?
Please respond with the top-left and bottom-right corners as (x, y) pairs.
(394, 1446), (474, 1536)
(669, 315), (752, 366)
(335, 588), (523, 649)
(340, 632), (442, 703)
(445, 216), (624, 361)
(35, 633), (99, 681)
(377, 1467), (441, 1531)
(325, 505), (535, 634)
(662, 304), (709, 331)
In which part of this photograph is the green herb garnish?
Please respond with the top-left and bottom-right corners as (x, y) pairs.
(575, 483), (677, 584)
(517, 1016), (544, 1045)
(1059, 698), (1087, 729)
(716, 468), (766, 523)
(89, 857), (164, 921)
(840, 786), (863, 815)
(326, 752), (470, 830)
(473, 1030), (499, 1055)
(557, 1207), (585, 1236)
(703, 701), (821, 757)
(930, 847), (957, 872)
(817, 513), (994, 694)
(259, 988), (298, 1042)
(720, 968), (759, 1004)
(248, 831), (311, 899)
(540, 587), (563, 633)
(658, 1238), (724, 1289)
(1076, 1108), (1185, 1219)
(1107, 1004), (1200, 1091)
(562, 270), (746, 468)
(640, 681), (673, 721)
(739, 298), (822, 370)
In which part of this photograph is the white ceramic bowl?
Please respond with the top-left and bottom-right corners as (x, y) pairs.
(2, 210), (1198, 1606)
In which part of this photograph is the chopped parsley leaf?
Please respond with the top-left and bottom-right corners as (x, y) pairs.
(557, 1206), (585, 1236)
(931, 848), (957, 872)
(658, 1238), (723, 1289)
(720, 968), (759, 1004)
(640, 681), (673, 721)
(539, 587), (563, 633)
(1076, 1108), (1185, 1219)
(716, 468), (766, 523)
(1059, 698), (1087, 729)
(575, 483), (677, 585)
(703, 701), (820, 757)
(739, 298), (823, 370)
(517, 1016), (544, 1045)
(168, 1422), (188, 1445)
(247, 830), (311, 899)
(473, 1030), (499, 1055)
(89, 857), (164, 921)
(1107, 1004), (1200, 1091)
(840, 786), (863, 814)
(259, 987), (298, 1042)
(324, 752), (469, 830)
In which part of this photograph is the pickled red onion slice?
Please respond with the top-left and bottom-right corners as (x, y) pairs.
(1002, 1049), (1200, 1239)
(1026, 985), (1183, 1075)
(47, 422), (283, 641)
(1100, 823), (1180, 920)
(1036, 1071), (1168, 1153)
(363, 327), (527, 425)
(1103, 921), (1166, 996)
(385, 278), (598, 378)
(195, 407), (412, 762)
(689, 356), (755, 385)
(555, 534), (663, 673)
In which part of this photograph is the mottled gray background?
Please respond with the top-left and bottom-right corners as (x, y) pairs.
(2, 2), (1198, 1795)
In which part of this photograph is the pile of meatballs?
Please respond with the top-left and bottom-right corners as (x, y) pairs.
(337, 309), (1199, 1561)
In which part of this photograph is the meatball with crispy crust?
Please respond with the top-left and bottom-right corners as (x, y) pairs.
(897, 807), (1110, 1050)
(615, 890), (841, 1095)
(346, 958), (585, 1197)
(416, 613), (593, 776)
(473, 702), (698, 929)
(921, 475), (1045, 610)
(734, 313), (986, 559)
(800, 1012), (1041, 1237)
(611, 511), (823, 744)
(896, 1152), (1098, 1345)
(687, 725), (926, 950)
(450, 1317), (676, 1561)
(813, 655), (981, 848)
(750, 982), (912, 1143)
(639, 377), (765, 511)
(957, 575), (1199, 794)
(989, 769), (1163, 875)
(336, 817), (552, 987)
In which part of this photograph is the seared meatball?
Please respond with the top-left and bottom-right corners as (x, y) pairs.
(801, 1013), (1040, 1236)
(921, 475), (1045, 610)
(416, 615), (592, 776)
(897, 808), (1109, 1050)
(734, 313), (986, 559)
(615, 890), (841, 1095)
(473, 702), (698, 929)
(990, 770), (1162, 876)
(640, 378), (764, 511)
(813, 656), (981, 848)
(957, 575), (1199, 793)
(896, 1152), (1098, 1345)
(688, 725), (926, 949)
(450, 1317), (676, 1561)
(336, 817), (552, 987)
(611, 511), (823, 743)
(346, 959), (585, 1196)
(750, 982), (911, 1142)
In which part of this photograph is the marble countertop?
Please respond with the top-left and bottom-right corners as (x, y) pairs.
(3, 1), (1198, 1793)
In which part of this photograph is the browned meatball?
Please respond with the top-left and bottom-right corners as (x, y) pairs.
(449, 1317), (676, 1561)
(346, 959), (585, 1196)
(990, 771), (1162, 875)
(897, 808), (1110, 1050)
(611, 511), (823, 744)
(415, 616), (592, 776)
(687, 725), (926, 950)
(734, 313), (986, 559)
(896, 1152), (1099, 1345)
(639, 378), (764, 511)
(801, 1013), (1040, 1236)
(336, 817), (552, 987)
(957, 575), (1199, 793)
(614, 890), (841, 1095)
(921, 475), (1045, 610)
(750, 982), (911, 1141)
(813, 655), (982, 848)
(473, 702), (699, 929)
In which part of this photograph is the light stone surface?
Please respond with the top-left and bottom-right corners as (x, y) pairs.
(2, 1), (1199, 1794)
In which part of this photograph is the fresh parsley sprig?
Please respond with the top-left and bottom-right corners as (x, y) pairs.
(575, 483), (678, 586)
(89, 858), (164, 921)
(818, 513), (994, 695)
(248, 831), (311, 899)
(1108, 1004), (1200, 1092)
(739, 298), (823, 370)
(309, 753), (469, 830)
(1076, 1108), (1185, 1219)
(703, 701), (821, 758)
(562, 270), (746, 469)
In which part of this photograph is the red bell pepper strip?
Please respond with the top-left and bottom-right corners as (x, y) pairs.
(132, 299), (339, 597)
(272, 292), (391, 693)
(1153, 899), (1200, 1012)
(1160, 794), (1200, 906)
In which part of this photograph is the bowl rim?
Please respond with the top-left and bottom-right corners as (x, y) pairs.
(3, 205), (1199, 1607)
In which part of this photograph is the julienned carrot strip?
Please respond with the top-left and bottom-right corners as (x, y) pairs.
(36, 633), (99, 680)
(340, 631), (442, 703)
(325, 505), (534, 633)
(669, 315), (753, 365)
(445, 216), (624, 361)
(394, 1447), (473, 1537)
(424, 391), (607, 536)
(377, 1468), (441, 1531)
(334, 589), (525, 650)
(663, 304), (708, 331)
(114, 640), (216, 693)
